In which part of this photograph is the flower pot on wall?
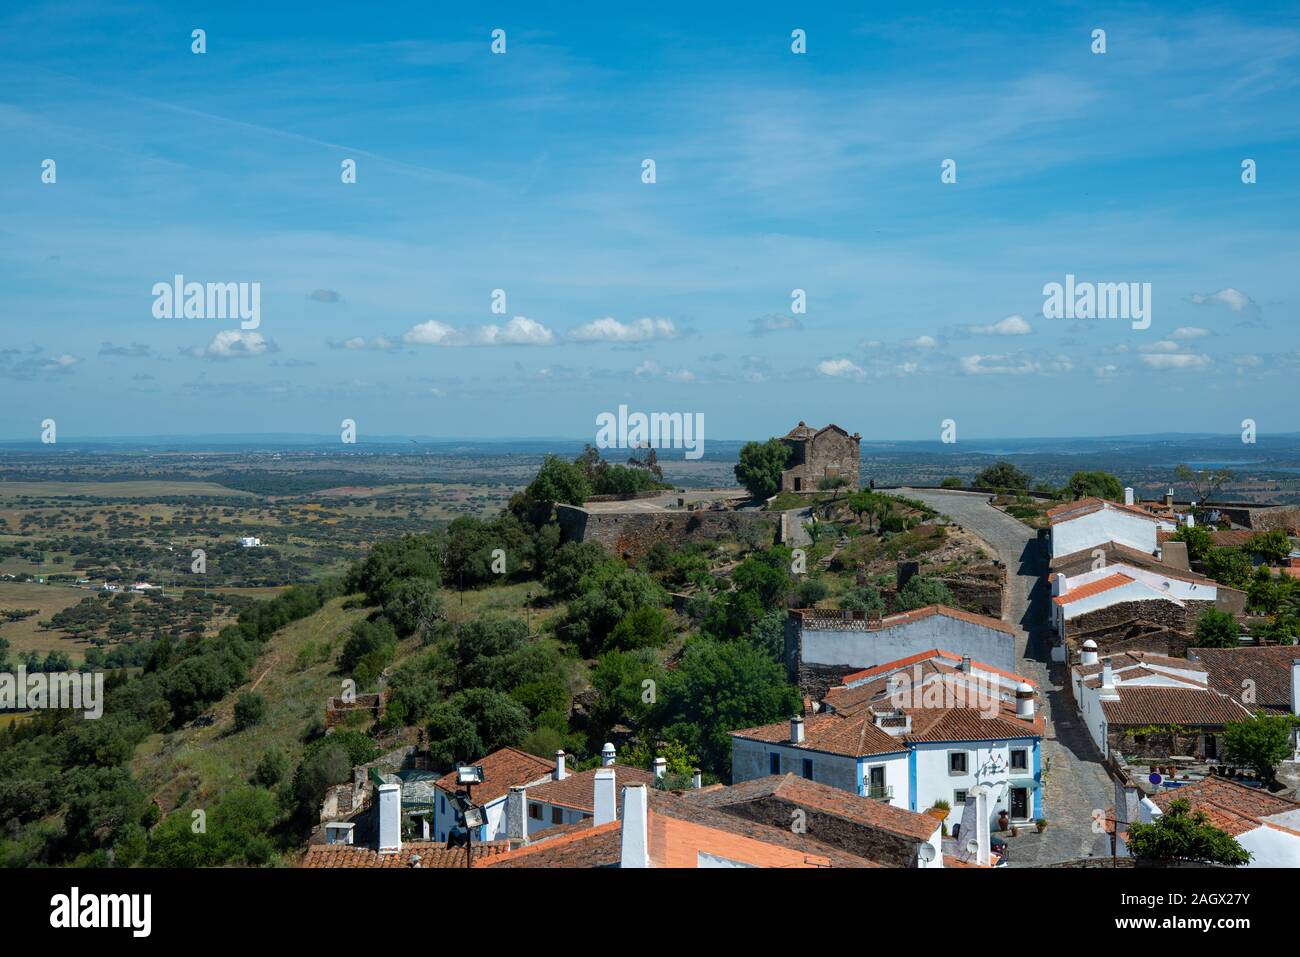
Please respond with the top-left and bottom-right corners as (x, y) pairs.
(997, 810), (1010, 832)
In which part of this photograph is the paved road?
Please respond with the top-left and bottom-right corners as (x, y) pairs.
(898, 488), (1115, 865)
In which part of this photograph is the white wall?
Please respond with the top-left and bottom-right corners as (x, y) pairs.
(912, 738), (1040, 829)
(1051, 509), (1173, 558)
(801, 615), (1016, 675)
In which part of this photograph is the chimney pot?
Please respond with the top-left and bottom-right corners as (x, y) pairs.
(620, 785), (651, 868)
(601, 742), (617, 767)
(1081, 639), (1099, 666)
(652, 756), (667, 779)
(960, 655), (972, 674)
(554, 750), (567, 781)
(790, 715), (806, 744)
(1015, 682), (1035, 720)
(377, 783), (401, 854)
(692, 768), (702, 789)
(594, 769), (617, 826)
(1291, 660), (1300, 718)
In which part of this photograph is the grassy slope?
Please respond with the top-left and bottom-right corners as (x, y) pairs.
(128, 579), (570, 814)
(129, 596), (367, 812)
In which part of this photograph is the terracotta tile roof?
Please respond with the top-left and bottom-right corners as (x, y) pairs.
(479, 789), (881, 868)
(477, 820), (620, 868)
(1149, 776), (1300, 838)
(906, 707), (1043, 741)
(1076, 652), (1203, 677)
(433, 747), (556, 806)
(1047, 497), (1172, 526)
(730, 712), (909, 759)
(524, 764), (658, 812)
(1051, 540), (1166, 571)
(301, 841), (509, 868)
(839, 648), (1034, 688)
(685, 773), (939, 842)
(1099, 686), (1253, 726)
(1053, 572), (1136, 606)
(795, 604), (1016, 637)
(1194, 646), (1300, 715)
(644, 789), (878, 867)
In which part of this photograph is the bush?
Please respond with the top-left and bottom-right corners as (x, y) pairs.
(1194, 608), (1239, 648)
(233, 692), (267, 731)
(896, 576), (953, 611)
(253, 748), (289, 788)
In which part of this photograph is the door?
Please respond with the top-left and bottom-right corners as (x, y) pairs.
(1010, 787), (1028, 820)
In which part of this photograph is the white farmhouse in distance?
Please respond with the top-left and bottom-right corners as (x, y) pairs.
(238, 536), (262, 548)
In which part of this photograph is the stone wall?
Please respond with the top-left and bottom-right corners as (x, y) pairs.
(710, 796), (927, 867)
(1106, 726), (1217, 762)
(781, 428), (861, 493)
(556, 503), (778, 560)
(1063, 598), (1212, 646)
(940, 565), (1005, 619)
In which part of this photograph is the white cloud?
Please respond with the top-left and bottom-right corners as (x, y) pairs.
(569, 316), (678, 342)
(1137, 340), (1181, 354)
(196, 330), (274, 359)
(959, 352), (1072, 376)
(749, 314), (802, 336)
(817, 358), (865, 379)
(1170, 326), (1210, 340)
(1189, 288), (1262, 325)
(403, 316), (554, 346)
(1093, 364), (1120, 378)
(970, 314), (1032, 336)
(1140, 352), (1211, 370)
(633, 359), (695, 382)
(907, 335), (939, 349)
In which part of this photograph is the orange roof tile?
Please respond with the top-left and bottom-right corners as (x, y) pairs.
(1052, 572), (1135, 606)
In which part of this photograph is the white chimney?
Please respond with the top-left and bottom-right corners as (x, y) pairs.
(601, 742), (616, 767)
(505, 785), (528, 843)
(652, 756), (667, 780)
(1124, 487), (1135, 506)
(620, 784), (650, 868)
(1051, 573), (1069, 597)
(960, 655), (972, 674)
(692, 768), (702, 789)
(1081, 639), (1099, 666)
(1186, 512), (1196, 529)
(1113, 780), (1140, 841)
(554, 750), (567, 781)
(377, 782), (401, 854)
(594, 769), (617, 826)
(1291, 660), (1300, 717)
(1100, 657), (1120, 701)
(791, 715), (805, 744)
(1015, 682), (1035, 720)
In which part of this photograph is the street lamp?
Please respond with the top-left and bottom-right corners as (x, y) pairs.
(456, 765), (485, 870)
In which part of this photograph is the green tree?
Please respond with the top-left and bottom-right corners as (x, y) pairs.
(734, 438), (792, 499)
(382, 578), (444, 640)
(543, 541), (608, 600)
(253, 748), (290, 789)
(1203, 547), (1253, 589)
(896, 576), (954, 611)
(1194, 608), (1238, 648)
(651, 638), (801, 776)
(590, 648), (665, 734)
(1127, 797), (1251, 866)
(1065, 470), (1123, 502)
(840, 584), (885, 616)
(426, 688), (530, 765)
(1172, 525), (1215, 563)
(1223, 713), (1297, 781)
(605, 605), (674, 653)
(939, 476), (964, 489)
(974, 461), (1030, 490)
(1247, 529), (1292, 566)
(515, 455), (592, 525)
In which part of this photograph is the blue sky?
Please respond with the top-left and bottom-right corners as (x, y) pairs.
(2, 1), (1298, 442)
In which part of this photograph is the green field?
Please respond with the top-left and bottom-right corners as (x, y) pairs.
(0, 581), (95, 659)
(0, 480), (256, 499)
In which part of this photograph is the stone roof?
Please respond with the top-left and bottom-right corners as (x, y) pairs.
(684, 773), (939, 842)
(793, 603), (1017, 637)
(1047, 497), (1172, 526)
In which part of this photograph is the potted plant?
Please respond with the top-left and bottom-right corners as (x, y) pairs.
(1035, 818), (1048, 833)
(997, 808), (1010, 832)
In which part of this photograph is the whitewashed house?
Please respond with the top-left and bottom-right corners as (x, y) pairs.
(1047, 494), (1178, 559)
(731, 650), (1044, 833)
(1049, 562), (1222, 640)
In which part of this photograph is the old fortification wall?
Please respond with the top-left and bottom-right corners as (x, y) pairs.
(556, 504), (778, 560)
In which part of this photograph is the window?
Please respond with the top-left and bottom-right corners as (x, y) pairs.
(949, 751), (968, 774)
(528, 803), (542, 820)
(802, 758), (814, 780)
(440, 795), (446, 813)
(1010, 748), (1028, 771)
(769, 752), (781, 775)
(953, 789), (968, 806)
(551, 807), (563, 825)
